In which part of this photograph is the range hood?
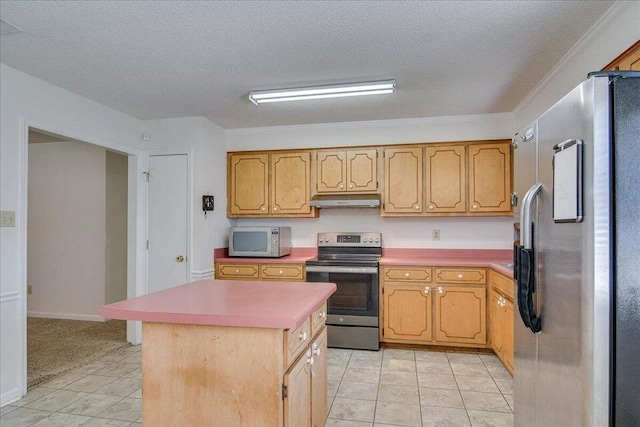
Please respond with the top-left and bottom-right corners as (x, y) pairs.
(309, 194), (381, 208)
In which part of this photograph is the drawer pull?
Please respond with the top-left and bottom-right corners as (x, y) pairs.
(415, 205), (420, 210)
(279, 270), (284, 275)
(438, 286), (443, 294)
(424, 286), (430, 294)
(261, 207), (266, 211)
(235, 269), (240, 273)
(472, 204), (478, 209)
(318, 311), (326, 319)
(299, 331), (308, 341)
(405, 272), (410, 277)
(349, 184), (353, 189)
(429, 204), (434, 210)
(339, 184), (344, 189)
(458, 274), (463, 279)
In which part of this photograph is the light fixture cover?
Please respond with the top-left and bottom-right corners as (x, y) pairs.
(249, 80), (396, 105)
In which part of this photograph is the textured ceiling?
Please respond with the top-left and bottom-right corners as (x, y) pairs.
(0, 1), (614, 129)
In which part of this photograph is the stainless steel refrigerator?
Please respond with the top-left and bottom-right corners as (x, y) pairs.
(512, 71), (639, 426)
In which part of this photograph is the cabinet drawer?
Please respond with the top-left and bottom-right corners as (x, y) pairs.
(382, 266), (432, 282)
(216, 263), (259, 279)
(260, 264), (305, 281)
(311, 302), (327, 338)
(491, 270), (514, 300)
(285, 319), (311, 367)
(434, 268), (486, 284)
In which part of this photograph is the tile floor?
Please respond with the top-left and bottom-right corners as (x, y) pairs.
(0, 346), (513, 427)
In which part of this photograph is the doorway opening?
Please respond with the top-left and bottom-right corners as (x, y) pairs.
(26, 128), (130, 388)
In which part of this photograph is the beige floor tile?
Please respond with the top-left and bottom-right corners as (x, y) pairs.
(379, 370), (417, 386)
(93, 363), (139, 378)
(328, 380), (340, 397)
(467, 409), (514, 426)
(421, 406), (471, 427)
(63, 375), (117, 393)
(96, 352), (131, 364)
(503, 394), (514, 412)
(377, 384), (419, 404)
(329, 397), (376, 423)
(118, 353), (142, 365)
(130, 423), (142, 427)
(95, 397), (141, 422)
(351, 350), (383, 361)
(416, 361), (453, 375)
(455, 375), (500, 393)
(374, 401), (422, 426)
(493, 378), (513, 395)
(415, 351), (448, 363)
(126, 367), (142, 379)
(10, 387), (56, 406)
(0, 405), (18, 416)
(417, 373), (458, 390)
(128, 388), (142, 399)
(461, 391), (511, 413)
(24, 389), (88, 411)
(329, 350), (353, 367)
(329, 365), (347, 381)
(450, 363), (490, 378)
(349, 357), (382, 369)
(59, 394), (123, 417)
(342, 367), (381, 384)
(0, 407), (53, 427)
(486, 365), (511, 379)
(447, 353), (484, 364)
(337, 381), (379, 400)
(95, 378), (141, 397)
(79, 418), (132, 427)
(325, 418), (373, 427)
(383, 349), (415, 360)
(479, 354), (503, 366)
(69, 361), (112, 375)
(119, 345), (141, 353)
(39, 373), (86, 389)
(31, 412), (90, 427)
(382, 358), (417, 373)
(419, 387), (465, 409)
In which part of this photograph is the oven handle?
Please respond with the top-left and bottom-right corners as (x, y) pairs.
(305, 265), (378, 274)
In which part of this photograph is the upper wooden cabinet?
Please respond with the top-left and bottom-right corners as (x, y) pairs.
(468, 142), (512, 213)
(384, 147), (423, 213)
(604, 41), (640, 71)
(316, 149), (377, 193)
(425, 145), (466, 213)
(228, 152), (314, 218)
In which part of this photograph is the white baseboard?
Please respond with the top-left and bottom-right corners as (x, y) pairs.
(27, 311), (106, 322)
(191, 269), (214, 280)
(1, 387), (24, 407)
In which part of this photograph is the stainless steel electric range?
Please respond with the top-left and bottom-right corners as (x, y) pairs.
(305, 232), (381, 350)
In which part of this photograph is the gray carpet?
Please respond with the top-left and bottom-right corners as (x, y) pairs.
(27, 317), (129, 388)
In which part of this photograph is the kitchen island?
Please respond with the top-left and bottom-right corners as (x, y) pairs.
(99, 279), (336, 427)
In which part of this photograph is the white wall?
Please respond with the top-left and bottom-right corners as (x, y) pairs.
(227, 113), (516, 249)
(27, 141), (107, 320)
(514, 1), (640, 129)
(105, 150), (128, 305)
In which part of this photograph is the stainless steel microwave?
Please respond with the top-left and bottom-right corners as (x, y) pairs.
(228, 227), (291, 258)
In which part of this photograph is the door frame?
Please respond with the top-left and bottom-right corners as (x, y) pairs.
(146, 149), (193, 289)
(17, 116), (146, 398)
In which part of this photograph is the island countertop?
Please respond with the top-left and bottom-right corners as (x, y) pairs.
(98, 279), (336, 329)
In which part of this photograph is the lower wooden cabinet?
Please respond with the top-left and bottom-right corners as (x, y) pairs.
(284, 327), (327, 427)
(383, 284), (432, 342)
(434, 286), (487, 345)
(215, 262), (305, 282)
(490, 271), (515, 375)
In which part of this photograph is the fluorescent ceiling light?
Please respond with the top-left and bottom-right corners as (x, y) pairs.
(249, 80), (395, 105)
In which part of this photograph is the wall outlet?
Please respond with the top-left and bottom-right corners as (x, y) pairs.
(27, 284), (33, 295)
(0, 210), (16, 227)
(432, 229), (441, 241)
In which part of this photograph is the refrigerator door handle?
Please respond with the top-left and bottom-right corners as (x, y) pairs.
(520, 183), (542, 250)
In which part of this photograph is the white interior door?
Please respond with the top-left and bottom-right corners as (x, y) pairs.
(148, 154), (188, 293)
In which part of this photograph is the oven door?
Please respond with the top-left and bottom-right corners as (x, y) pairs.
(305, 265), (378, 327)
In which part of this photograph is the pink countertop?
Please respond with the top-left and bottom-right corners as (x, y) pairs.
(214, 247), (317, 264)
(98, 279), (336, 329)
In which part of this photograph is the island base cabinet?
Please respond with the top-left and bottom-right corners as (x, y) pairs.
(311, 328), (328, 427)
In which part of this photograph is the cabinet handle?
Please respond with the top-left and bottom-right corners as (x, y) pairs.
(405, 272), (410, 277)
(299, 331), (308, 341)
(424, 286), (430, 294)
(319, 311), (326, 319)
(415, 205), (420, 210)
(458, 274), (463, 279)
(235, 269), (240, 273)
(429, 204), (434, 210)
(273, 207), (278, 211)
(438, 286), (443, 294)
(261, 207), (266, 211)
(472, 204), (478, 209)
(279, 270), (284, 275)
(339, 184), (344, 189)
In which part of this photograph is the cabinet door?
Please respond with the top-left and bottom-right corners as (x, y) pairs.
(434, 286), (486, 345)
(347, 149), (378, 192)
(490, 290), (505, 356)
(316, 150), (347, 193)
(424, 145), (466, 213)
(383, 284), (432, 342)
(468, 143), (512, 213)
(383, 147), (423, 213)
(311, 328), (327, 427)
(271, 152), (312, 215)
(228, 153), (269, 216)
(284, 351), (311, 427)
(504, 298), (514, 372)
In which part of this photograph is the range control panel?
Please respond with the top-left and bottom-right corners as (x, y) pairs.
(317, 232), (382, 247)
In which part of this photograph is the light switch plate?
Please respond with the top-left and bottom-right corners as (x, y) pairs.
(0, 210), (15, 227)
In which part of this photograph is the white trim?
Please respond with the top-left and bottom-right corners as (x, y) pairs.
(0, 292), (21, 303)
(27, 312), (106, 322)
(513, 1), (636, 115)
(1, 388), (23, 407)
(191, 269), (214, 280)
(226, 112), (514, 134)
